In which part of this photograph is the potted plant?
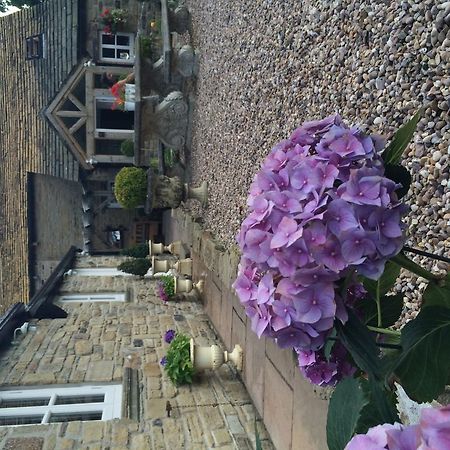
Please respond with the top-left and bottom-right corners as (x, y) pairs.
(114, 167), (147, 209)
(118, 258), (151, 276)
(232, 112), (450, 449)
(161, 332), (194, 385)
(161, 330), (243, 385)
(155, 275), (175, 302)
(100, 8), (128, 34)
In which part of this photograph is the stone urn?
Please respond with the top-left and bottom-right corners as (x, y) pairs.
(151, 175), (208, 210)
(149, 240), (169, 256)
(167, 240), (183, 256)
(190, 339), (243, 371)
(174, 278), (204, 294)
(173, 258), (192, 276)
(151, 256), (170, 273)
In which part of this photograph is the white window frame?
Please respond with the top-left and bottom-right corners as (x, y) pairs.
(69, 268), (133, 277)
(0, 384), (122, 426)
(99, 32), (135, 64)
(55, 293), (126, 303)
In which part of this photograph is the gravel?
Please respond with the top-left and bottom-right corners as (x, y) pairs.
(183, 0), (450, 319)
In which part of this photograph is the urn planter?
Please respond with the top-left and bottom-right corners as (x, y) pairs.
(190, 339), (243, 371)
(149, 240), (169, 256)
(174, 278), (204, 295)
(151, 256), (170, 273)
(173, 258), (192, 276)
(167, 240), (183, 256)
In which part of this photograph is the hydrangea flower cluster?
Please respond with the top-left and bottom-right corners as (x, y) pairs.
(345, 405), (450, 450)
(233, 114), (407, 386)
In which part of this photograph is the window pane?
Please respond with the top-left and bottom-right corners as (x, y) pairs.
(117, 49), (130, 60)
(0, 398), (50, 408)
(48, 411), (102, 423)
(116, 35), (130, 46)
(102, 48), (115, 59)
(102, 34), (115, 45)
(54, 394), (104, 405)
(0, 415), (43, 425)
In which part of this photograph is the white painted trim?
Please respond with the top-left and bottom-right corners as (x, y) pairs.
(68, 268), (133, 277)
(55, 293), (126, 303)
(0, 385), (122, 425)
(99, 32), (135, 64)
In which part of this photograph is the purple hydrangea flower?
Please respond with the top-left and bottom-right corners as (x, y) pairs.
(164, 329), (176, 344)
(233, 114), (407, 386)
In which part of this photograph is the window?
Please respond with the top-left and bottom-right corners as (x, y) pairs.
(55, 293), (126, 303)
(100, 32), (135, 63)
(0, 385), (122, 426)
(67, 268), (133, 276)
(26, 34), (45, 60)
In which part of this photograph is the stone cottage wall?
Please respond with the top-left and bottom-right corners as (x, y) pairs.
(0, 255), (271, 449)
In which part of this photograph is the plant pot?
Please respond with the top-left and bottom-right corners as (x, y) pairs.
(173, 258), (192, 276)
(167, 240), (183, 255)
(184, 181), (208, 207)
(174, 277), (192, 293)
(190, 339), (243, 371)
(151, 256), (170, 273)
(149, 240), (167, 256)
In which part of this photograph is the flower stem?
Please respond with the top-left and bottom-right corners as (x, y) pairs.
(403, 246), (450, 264)
(367, 326), (401, 337)
(376, 281), (382, 328)
(392, 253), (438, 281)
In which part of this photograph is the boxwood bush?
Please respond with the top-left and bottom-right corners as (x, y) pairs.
(114, 167), (147, 209)
(120, 243), (149, 258)
(118, 258), (151, 276)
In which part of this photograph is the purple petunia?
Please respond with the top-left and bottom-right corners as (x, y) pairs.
(164, 329), (176, 344)
(160, 356), (167, 366)
(233, 114), (407, 387)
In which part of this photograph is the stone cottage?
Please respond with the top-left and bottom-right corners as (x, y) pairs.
(0, 254), (271, 449)
(0, 0), (196, 314)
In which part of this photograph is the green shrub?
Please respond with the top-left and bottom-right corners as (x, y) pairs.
(120, 243), (149, 258)
(120, 140), (134, 157)
(164, 333), (194, 385)
(160, 275), (175, 297)
(149, 157), (159, 172)
(114, 167), (147, 209)
(140, 35), (153, 58)
(118, 258), (151, 276)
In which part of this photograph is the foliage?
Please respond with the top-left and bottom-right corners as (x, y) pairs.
(114, 167), (147, 209)
(120, 243), (149, 258)
(120, 140), (134, 157)
(155, 275), (175, 302)
(232, 112), (450, 449)
(117, 258), (151, 276)
(140, 35), (153, 59)
(100, 8), (127, 34)
(163, 333), (194, 385)
(149, 157), (159, 172)
(0, 0), (41, 12)
(164, 148), (177, 169)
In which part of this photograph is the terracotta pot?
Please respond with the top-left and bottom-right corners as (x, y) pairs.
(173, 258), (192, 276)
(184, 181), (208, 207)
(190, 339), (243, 371)
(151, 256), (170, 273)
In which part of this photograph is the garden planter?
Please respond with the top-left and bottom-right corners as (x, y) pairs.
(184, 181), (208, 207)
(150, 175), (208, 210)
(148, 240), (169, 256)
(167, 240), (183, 256)
(173, 258), (192, 276)
(174, 277), (192, 293)
(151, 256), (170, 273)
(190, 339), (243, 371)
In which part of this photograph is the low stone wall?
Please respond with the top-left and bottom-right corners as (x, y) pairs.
(168, 208), (329, 450)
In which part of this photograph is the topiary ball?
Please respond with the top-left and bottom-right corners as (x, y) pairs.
(114, 167), (147, 209)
